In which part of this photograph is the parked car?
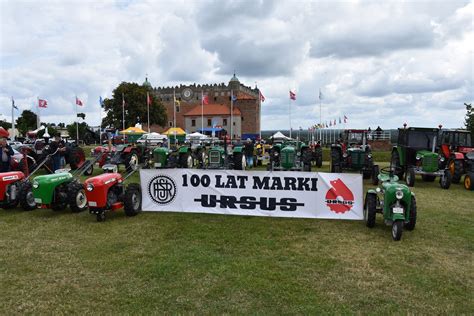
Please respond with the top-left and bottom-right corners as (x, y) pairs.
(136, 133), (167, 145)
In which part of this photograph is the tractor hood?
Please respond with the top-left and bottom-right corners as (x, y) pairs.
(32, 172), (74, 205)
(33, 172), (73, 186)
(1, 171), (25, 183)
(416, 150), (437, 158)
(153, 147), (170, 155)
(84, 173), (122, 187)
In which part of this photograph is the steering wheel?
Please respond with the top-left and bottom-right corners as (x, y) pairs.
(380, 166), (402, 177)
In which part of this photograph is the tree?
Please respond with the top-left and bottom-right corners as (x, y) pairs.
(465, 103), (473, 139)
(67, 122), (89, 140)
(16, 110), (38, 136)
(0, 120), (12, 130)
(102, 82), (167, 129)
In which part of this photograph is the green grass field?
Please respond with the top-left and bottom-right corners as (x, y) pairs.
(0, 149), (473, 314)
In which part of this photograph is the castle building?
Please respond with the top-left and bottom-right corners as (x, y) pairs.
(150, 74), (262, 139)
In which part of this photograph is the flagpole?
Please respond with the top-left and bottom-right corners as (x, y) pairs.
(173, 89), (176, 129)
(259, 89), (262, 140)
(231, 89), (233, 140)
(76, 96), (79, 143)
(11, 97), (15, 140)
(122, 93), (125, 131)
(289, 91), (292, 139)
(36, 97), (40, 129)
(319, 88), (322, 143)
(99, 97), (102, 139)
(201, 90), (204, 133)
(147, 92), (150, 133)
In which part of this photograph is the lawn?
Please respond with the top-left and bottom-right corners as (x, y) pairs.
(0, 149), (473, 314)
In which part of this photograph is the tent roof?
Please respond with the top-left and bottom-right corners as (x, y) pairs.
(163, 127), (186, 135)
(272, 131), (291, 139)
(120, 126), (147, 134)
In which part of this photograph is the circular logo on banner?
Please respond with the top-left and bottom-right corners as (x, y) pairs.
(325, 178), (354, 214)
(148, 175), (177, 205)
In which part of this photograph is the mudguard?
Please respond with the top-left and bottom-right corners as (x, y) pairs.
(123, 147), (133, 153)
(452, 152), (464, 160)
(233, 146), (244, 154)
(392, 146), (405, 167)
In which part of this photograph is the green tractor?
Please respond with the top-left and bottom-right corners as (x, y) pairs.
(206, 141), (246, 170)
(391, 126), (451, 189)
(330, 129), (376, 179)
(365, 166), (417, 241)
(151, 145), (194, 169)
(31, 154), (104, 212)
(267, 140), (312, 171)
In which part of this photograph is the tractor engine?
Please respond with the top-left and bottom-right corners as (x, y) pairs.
(415, 150), (438, 172)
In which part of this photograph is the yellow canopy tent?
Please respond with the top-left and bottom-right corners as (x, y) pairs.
(163, 127), (186, 142)
(119, 126), (147, 143)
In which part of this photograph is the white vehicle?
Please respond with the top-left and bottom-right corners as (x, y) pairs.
(137, 132), (167, 145)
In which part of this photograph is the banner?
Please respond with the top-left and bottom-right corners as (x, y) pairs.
(140, 169), (363, 220)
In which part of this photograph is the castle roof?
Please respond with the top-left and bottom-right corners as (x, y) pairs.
(184, 104), (241, 116)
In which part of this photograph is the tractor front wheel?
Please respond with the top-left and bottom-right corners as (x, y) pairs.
(124, 184), (142, 216)
(449, 159), (463, 184)
(406, 167), (415, 187)
(364, 193), (377, 228)
(405, 196), (417, 231)
(124, 152), (139, 173)
(19, 182), (36, 211)
(464, 173), (473, 190)
(392, 220), (403, 241)
(315, 148), (323, 168)
(439, 169), (452, 190)
(234, 153), (245, 170)
(67, 182), (88, 213)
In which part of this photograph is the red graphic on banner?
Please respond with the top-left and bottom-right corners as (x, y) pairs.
(325, 178), (355, 214)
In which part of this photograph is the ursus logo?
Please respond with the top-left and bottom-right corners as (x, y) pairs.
(325, 178), (354, 214)
(148, 175), (177, 205)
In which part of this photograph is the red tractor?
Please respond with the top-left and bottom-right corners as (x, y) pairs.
(84, 164), (142, 222)
(439, 130), (473, 183)
(0, 152), (55, 211)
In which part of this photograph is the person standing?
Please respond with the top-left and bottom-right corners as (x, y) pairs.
(244, 138), (254, 168)
(0, 138), (14, 172)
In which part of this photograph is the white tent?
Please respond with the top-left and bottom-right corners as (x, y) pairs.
(271, 131), (291, 140)
(187, 132), (209, 140)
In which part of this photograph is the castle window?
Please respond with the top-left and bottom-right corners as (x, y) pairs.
(168, 121), (173, 127)
(223, 119), (227, 126)
(220, 91), (224, 96)
(166, 97), (170, 101)
(214, 92), (218, 97)
(214, 97), (217, 101)
(176, 105), (180, 113)
(191, 119), (196, 127)
(207, 118), (212, 126)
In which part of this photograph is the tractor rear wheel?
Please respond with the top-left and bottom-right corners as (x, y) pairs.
(19, 181), (36, 211)
(330, 149), (341, 173)
(124, 183), (142, 216)
(68, 147), (86, 170)
(449, 159), (463, 184)
(391, 150), (404, 178)
(406, 167), (415, 187)
(67, 182), (88, 212)
(52, 190), (68, 211)
(439, 169), (452, 190)
(464, 173), (473, 190)
(364, 193), (377, 228)
(302, 149), (312, 172)
(405, 196), (417, 231)
(234, 153), (245, 170)
(372, 165), (380, 185)
(315, 148), (323, 168)
(392, 220), (403, 241)
(124, 152), (139, 173)
(179, 153), (193, 168)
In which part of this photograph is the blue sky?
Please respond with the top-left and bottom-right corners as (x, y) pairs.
(0, 0), (472, 130)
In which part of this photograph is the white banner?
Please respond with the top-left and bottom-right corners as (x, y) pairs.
(140, 169), (363, 220)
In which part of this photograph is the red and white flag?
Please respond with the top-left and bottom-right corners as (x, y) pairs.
(289, 90), (296, 100)
(76, 97), (83, 106)
(202, 93), (209, 105)
(38, 99), (48, 108)
(259, 91), (265, 102)
(147, 92), (152, 106)
(344, 115), (348, 123)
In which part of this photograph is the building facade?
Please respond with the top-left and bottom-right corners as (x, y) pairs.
(150, 74), (261, 139)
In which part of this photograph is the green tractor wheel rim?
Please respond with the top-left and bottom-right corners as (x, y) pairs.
(76, 189), (87, 209)
(242, 155), (246, 170)
(465, 175), (471, 190)
(26, 191), (36, 208)
(187, 155), (193, 168)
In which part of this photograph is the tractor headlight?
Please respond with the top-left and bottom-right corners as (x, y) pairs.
(439, 156), (445, 162)
(32, 181), (39, 189)
(367, 154), (372, 159)
(395, 189), (404, 200)
(86, 183), (94, 192)
(416, 155), (421, 160)
(376, 187), (381, 193)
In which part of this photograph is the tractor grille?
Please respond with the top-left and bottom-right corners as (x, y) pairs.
(350, 151), (364, 167)
(422, 155), (438, 172)
(209, 151), (220, 165)
(283, 152), (295, 165)
(153, 152), (164, 161)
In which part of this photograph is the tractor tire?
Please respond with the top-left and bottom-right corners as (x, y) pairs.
(364, 193), (377, 228)
(83, 162), (94, 176)
(449, 159), (463, 184)
(406, 167), (415, 187)
(19, 181), (37, 211)
(330, 149), (340, 173)
(392, 220), (403, 241)
(67, 147), (86, 170)
(302, 149), (312, 172)
(315, 148), (323, 168)
(51, 191), (68, 211)
(179, 152), (193, 169)
(439, 169), (452, 190)
(405, 196), (417, 231)
(124, 183), (142, 217)
(464, 173), (474, 190)
(124, 152), (139, 173)
(421, 175), (436, 182)
(67, 182), (88, 213)
(372, 165), (380, 185)
(234, 153), (245, 170)
(391, 150), (404, 178)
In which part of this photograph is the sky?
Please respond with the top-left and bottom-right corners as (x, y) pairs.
(0, 0), (473, 131)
